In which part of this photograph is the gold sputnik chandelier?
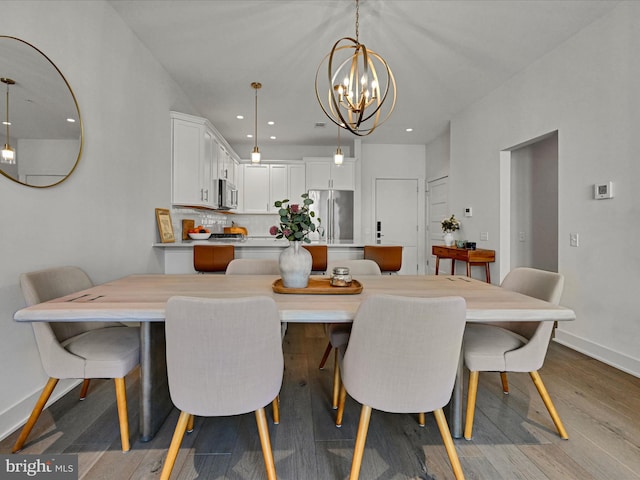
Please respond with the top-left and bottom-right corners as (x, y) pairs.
(315, 0), (396, 136)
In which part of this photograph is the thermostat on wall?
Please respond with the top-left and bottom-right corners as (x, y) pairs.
(594, 181), (614, 199)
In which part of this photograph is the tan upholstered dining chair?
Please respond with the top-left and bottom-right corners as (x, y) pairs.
(319, 259), (382, 409)
(14, 266), (140, 453)
(160, 296), (284, 480)
(335, 294), (467, 480)
(463, 267), (568, 440)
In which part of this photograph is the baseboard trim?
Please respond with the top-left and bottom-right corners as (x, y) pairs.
(0, 379), (80, 443)
(554, 329), (640, 378)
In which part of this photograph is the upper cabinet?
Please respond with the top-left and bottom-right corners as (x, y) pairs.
(171, 111), (240, 210)
(304, 157), (355, 190)
(241, 163), (306, 213)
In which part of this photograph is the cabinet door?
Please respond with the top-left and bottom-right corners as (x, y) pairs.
(202, 129), (215, 206)
(172, 118), (206, 207)
(269, 165), (288, 213)
(243, 164), (270, 213)
(306, 161), (331, 189)
(330, 162), (355, 190)
(289, 164), (306, 199)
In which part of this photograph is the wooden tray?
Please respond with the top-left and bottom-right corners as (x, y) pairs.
(272, 277), (363, 295)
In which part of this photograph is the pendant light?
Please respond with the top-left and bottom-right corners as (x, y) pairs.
(315, 0), (396, 136)
(251, 82), (261, 163)
(1, 78), (16, 165)
(334, 125), (344, 165)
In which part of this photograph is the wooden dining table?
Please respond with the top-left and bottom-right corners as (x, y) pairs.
(14, 273), (575, 440)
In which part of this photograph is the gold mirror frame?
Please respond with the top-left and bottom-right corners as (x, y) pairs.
(0, 36), (83, 188)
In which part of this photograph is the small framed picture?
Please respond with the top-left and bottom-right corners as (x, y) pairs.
(155, 208), (175, 243)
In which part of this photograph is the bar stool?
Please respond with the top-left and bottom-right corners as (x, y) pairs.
(193, 245), (235, 273)
(363, 245), (403, 274)
(302, 244), (328, 273)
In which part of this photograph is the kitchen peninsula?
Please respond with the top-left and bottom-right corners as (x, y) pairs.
(153, 239), (365, 274)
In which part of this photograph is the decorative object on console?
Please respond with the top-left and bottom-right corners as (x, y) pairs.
(251, 82), (261, 163)
(269, 193), (319, 288)
(315, 0), (396, 137)
(441, 214), (460, 247)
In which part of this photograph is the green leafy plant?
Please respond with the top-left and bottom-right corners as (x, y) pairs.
(269, 193), (319, 243)
(441, 214), (461, 233)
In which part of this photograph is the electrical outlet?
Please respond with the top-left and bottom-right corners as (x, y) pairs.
(570, 232), (579, 247)
(480, 232), (488, 241)
(519, 232), (526, 242)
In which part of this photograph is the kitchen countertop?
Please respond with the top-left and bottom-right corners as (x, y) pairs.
(153, 238), (366, 248)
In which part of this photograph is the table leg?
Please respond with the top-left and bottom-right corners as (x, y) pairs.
(450, 346), (463, 439)
(435, 256), (440, 275)
(485, 263), (491, 283)
(466, 262), (471, 277)
(139, 322), (173, 442)
(451, 259), (455, 275)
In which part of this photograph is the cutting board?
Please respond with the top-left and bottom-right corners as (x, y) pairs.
(182, 219), (194, 240)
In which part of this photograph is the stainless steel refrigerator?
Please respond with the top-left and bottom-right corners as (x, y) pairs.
(308, 189), (354, 243)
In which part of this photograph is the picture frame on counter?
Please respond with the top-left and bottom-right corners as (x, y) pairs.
(155, 208), (175, 243)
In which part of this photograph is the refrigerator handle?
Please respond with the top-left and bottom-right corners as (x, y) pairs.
(328, 198), (333, 241)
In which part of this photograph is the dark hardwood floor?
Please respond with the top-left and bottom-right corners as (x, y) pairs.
(2, 322), (639, 479)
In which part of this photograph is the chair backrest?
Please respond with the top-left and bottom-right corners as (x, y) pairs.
(342, 295), (466, 414)
(225, 258), (280, 275)
(165, 296), (284, 416)
(20, 266), (117, 342)
(326, 259), (382, 276)
(193, 245), (235, 273)
(302, 244), (328, 272)
(500, 267), (564, 339)
(363, 245), (403, 272)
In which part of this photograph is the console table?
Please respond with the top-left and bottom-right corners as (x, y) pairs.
(432, 245), (495, 283)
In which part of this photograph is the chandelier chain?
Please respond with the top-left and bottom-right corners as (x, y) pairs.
(355, 0), (360, 43)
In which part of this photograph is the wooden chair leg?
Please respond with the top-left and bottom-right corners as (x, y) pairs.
(500, 372), (509, 394)
(114, 377), (130, 452)
(529, 371), (568, 439)
(434, 408), (465, 480)
(418, 412), (426, 427)
(336, 383), (347, 427)
(464, 371), (479, 440)
(160, 410), (190, 480)
(79, 379), (91, 400)
(255, 407), (277, 480)
(12, 377), (59, 453)
(332, 348), (340, 409)
(186, 414), (195, 433)
(349, 405), (373, 480)
(319, 341), (332, 369)
(272, 396), (280, 425)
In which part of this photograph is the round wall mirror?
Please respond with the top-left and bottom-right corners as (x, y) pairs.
(0, 36), (83, 188)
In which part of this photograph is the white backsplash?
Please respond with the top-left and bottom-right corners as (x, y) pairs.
(232, 213), (280, 238)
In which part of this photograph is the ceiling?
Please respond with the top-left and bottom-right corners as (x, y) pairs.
(109, 0), (619, 156)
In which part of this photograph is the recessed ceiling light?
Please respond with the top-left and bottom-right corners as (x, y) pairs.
(270, 136), (276, 140)
(236, 115), (244, 120)
(405, 128), (413, 132)
(66, 118), (75, 123)
(246, 134), (253, 138)
(268, 121), (275, 125)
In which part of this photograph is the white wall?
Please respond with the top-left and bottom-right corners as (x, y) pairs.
(0, 0), (197, 439)
(447, 1), (640, 376)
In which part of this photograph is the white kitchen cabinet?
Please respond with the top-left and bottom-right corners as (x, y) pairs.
(305, 157), (355, 190)
(171, 112), (215, 208)
(241, 163), (307, 213)
(216, 141), (238, 185)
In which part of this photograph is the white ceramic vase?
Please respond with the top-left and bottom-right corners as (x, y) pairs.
(279, 241), (312, 288)
(444, 232), (454, 246)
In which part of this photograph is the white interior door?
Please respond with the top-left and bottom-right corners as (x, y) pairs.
(375, 178), (418, 274)
(427, 177), (448, 275)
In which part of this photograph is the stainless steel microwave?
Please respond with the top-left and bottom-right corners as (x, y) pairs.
(214, 179), (238, 210)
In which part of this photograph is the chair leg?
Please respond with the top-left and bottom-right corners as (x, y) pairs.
(79, 379), (91, 400)
(319, 341), (332, 369)
(332, 348), (340, 409)
(418, 412), (426, 427)
(114, 377), (130, 452)
(255, 407), (277, 480)
(336, 383), (347, 427)
(186, 414), (195, 433)
(500, 372), (509, 394)
(434, 408), (465, 480)
(464, 371), (479, 440)
(349, 404), (372, 480)
(160, 410), (191, 480)
(272, 396), (280, 425)
(529, 371), (568, 439)
(12, 377), (59, 453)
